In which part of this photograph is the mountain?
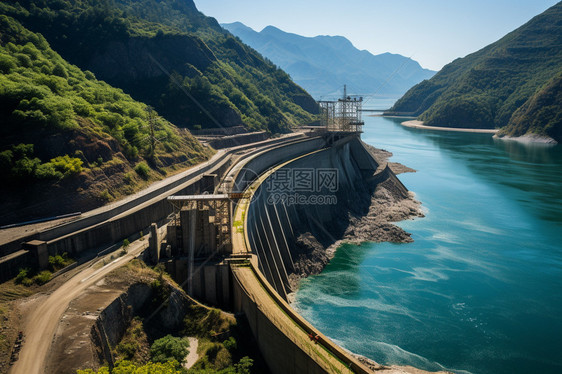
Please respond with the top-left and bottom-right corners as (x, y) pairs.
(1, 0), (318, 133)
(389, 2), (562, 142)
(0, 14), (212, 223)
(222, 22), (435, 99)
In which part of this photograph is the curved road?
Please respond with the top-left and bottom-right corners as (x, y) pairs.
(10, 240), (148, 374)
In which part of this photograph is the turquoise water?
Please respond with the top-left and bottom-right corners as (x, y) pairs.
(293, 115), (562, 374)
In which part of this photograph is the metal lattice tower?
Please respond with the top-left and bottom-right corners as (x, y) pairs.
(318, 85), (364, 133)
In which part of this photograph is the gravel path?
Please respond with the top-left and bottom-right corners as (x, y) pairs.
(184, 337), (199, 369)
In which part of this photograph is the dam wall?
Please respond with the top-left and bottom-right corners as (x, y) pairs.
(245, 135), (380, 299)
(227, 134), (411, 373)
(232, 136), (327, 194)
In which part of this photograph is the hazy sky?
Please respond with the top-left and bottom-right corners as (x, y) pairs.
(195, 0), (559, 71)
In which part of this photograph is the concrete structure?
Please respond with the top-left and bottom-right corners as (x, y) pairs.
(148, 223), (160, 264)
(23, 240), (49, 270)
(161, 131), (388, 373)
(0, 133), (315, 282)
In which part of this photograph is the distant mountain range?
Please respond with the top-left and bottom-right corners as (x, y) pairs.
(390, 2), (562, 142)
(222, 22), (435, 99)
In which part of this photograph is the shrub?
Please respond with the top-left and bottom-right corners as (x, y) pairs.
(223, 336), (237, 351)
(116, 342), (137, 361)
(235, 356), (254, 374)
(122, 239), (130, 253)
(33, 270), (51, 285)
(150, 335), (189, 364)
(122, 172), (133, 184)
(15, 268), (30, 284)
(77, 360), (180, 374)
(35, 162), (62, 179)
(49, 154), (83, 176)
(134, 161), (150, 180)
(99, 189), (112, 201)
(48, 253), (71, 272)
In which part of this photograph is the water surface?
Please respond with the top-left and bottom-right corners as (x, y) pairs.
(293, 115), (562, 374)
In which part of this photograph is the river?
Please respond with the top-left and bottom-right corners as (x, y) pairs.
(292, 114), (562, 374)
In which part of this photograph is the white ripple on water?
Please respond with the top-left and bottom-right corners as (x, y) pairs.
(329, 335), (475, 374)
(426, 245), (508, 281)
(430, 230), (462, 244)
(295, 287), (424, 323)
(390, 266), (450, 282)
(458, 218), (505, 235)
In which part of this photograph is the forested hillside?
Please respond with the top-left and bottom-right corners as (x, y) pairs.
(389, 2), (562, 142)
(0, 0), (320, 224)
(0, 14), (212, 224)
(497, 72), (562, 141)
(1, 0), (317, 133)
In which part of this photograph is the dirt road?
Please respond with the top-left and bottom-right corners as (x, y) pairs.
(10, 240), (148, 374)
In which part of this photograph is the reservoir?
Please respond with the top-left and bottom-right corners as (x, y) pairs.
(293, 114), (562, 374)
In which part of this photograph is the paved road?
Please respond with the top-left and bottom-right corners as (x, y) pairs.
(10, 240), (148, 374)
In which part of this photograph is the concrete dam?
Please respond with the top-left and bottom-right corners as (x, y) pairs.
(224, 133), (414, 373)
(4, 129), (427, 374)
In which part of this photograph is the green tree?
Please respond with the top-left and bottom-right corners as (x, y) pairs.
(150, 335), (189, 364)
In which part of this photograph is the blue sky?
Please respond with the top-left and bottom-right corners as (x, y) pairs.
(195, 0), (559, 71)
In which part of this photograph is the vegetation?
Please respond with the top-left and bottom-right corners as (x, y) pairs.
(150, 335), (190, 364)
(115, 317), (149, 362)
(74, 261), (259, 374)
(1, 0), (318, 133)
(0, 14), (209, 171)
(48, 252), (74, 272)
(0, 14), (213, 224)
(498, 72), (562, 141)
(389, 2), (562, 141)
(15, 267), (51, 286)
(77, 359), (182, 374)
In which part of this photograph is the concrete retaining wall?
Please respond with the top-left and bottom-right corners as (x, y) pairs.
(91, 282), (190, 368)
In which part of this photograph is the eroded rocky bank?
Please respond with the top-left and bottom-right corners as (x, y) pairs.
(274, 141), (424, 293)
